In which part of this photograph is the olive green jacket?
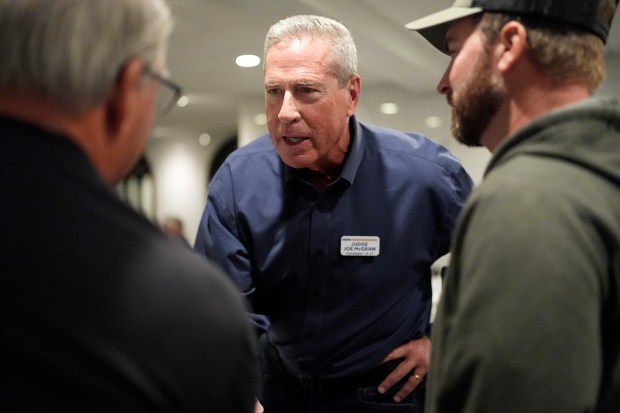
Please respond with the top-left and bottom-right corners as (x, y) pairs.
(427, 97), (620, 413)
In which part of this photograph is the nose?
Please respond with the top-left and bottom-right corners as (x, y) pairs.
(436, 60), (453, 96)
(436, 68), (450, 96)
(278, 91), (301, 124)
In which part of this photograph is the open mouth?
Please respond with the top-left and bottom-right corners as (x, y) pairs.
(283, 136), (308, 144)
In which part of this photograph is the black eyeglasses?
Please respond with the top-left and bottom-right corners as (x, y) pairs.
(144, 67), (183, 117)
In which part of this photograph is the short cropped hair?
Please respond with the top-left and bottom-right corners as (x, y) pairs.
(478, 11), (607, 93)
(0, 0), (173, 111)
(264, 15), (358, 88)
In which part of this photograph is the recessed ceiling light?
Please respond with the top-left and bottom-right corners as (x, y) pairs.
(425, 116), (443, 128)
(380, 102), (399, 115)
(199, 133), (211, 146)
(176, 95), (189, 108)
(236, 54), (261, 68)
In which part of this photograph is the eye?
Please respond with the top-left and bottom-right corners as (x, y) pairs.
(445, 39), (460, 58)
(300, 87), (315, 93)
(447, 47), (458, 58)
(266, 87), (280, 96)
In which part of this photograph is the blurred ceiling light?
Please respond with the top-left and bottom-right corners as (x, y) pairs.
(380, 102), (399, 115)
(199, 133), (212, 146)
(152, 126), (170, 139)
(425, 116), (443, 128)
(236, 54), (261, 68)
(176, 95), (189, 108)
(254, 113), (267, 126)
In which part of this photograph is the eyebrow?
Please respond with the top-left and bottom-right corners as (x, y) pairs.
(264, 80), (320, 89)
(297, 80), (319, 86)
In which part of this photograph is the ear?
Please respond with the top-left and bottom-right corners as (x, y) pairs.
(105, 58), (146, 140)
(495, 21), (528, 73)
(347, 75), (361, 116)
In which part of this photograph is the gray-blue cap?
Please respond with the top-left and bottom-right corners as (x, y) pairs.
(406, 0), (618, 54)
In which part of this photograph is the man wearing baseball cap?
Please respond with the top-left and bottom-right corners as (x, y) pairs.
(406, 1), (620, 412)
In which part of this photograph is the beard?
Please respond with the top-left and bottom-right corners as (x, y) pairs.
(449, 48), (506, 147)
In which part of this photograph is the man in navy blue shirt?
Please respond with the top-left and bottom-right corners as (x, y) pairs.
(195, 14), (473, 413)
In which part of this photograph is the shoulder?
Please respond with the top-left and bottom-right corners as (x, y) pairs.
(359, 121), (464, 175)
(209, 134), (282, 192)
(123, 231), (254, 356)
(462, 159), (593, 243)
(123, 235), (259, 410)
(225, 134), (277, 165)
(104, 212), (246, 318)
(141, 235), (245, 312)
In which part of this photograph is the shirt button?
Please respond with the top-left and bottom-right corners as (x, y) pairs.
(314, 249), (324, 258)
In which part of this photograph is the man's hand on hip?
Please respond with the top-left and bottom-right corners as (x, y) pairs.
(377, 336), (430, 403)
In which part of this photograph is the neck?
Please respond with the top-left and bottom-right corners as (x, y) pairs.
(0, 90), (110, 178)
(304, 128), (350, 190)
(303, 168), (337, 190)
(482, 82), (591, 152)
(0, 90), (102, 140)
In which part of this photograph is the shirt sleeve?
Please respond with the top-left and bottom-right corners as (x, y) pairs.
(433, 144), (475, 257)
(194, 164), (270, 332)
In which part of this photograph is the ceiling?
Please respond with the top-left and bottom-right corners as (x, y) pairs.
(155, 0), (620, 146)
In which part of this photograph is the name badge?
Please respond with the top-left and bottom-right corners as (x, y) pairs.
(340, 236), (380, 257)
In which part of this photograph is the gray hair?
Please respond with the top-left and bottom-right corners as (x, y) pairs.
(0, 0), (173, 111)
(264, 15), (358, 88)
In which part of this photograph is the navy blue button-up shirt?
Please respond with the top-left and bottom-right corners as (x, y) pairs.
(195, 116), (473, 379)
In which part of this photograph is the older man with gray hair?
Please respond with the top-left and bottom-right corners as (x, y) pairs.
(0, 1), (258, 411)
